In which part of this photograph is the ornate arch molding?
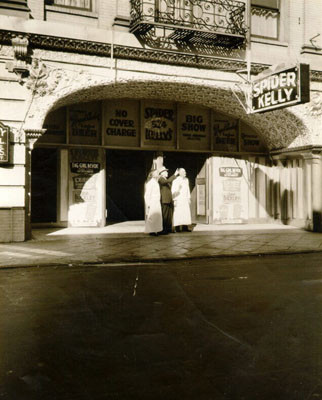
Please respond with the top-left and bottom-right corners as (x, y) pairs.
(24, 64), (313, 151)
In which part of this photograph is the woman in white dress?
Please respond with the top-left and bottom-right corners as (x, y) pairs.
(144, 169), (163, 235)
(171, 168), (192, 232)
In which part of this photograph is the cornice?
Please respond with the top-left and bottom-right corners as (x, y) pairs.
(270, 145), (322, 156)
(1, 29), (322, 81)
(0, 28), (264, 73)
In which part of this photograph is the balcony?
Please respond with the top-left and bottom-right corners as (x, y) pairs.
(130, 0), (247, 48)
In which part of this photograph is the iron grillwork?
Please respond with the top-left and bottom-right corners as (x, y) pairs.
(130, 0), (247, 48)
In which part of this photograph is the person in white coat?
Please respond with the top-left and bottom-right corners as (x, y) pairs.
(171, 168), (192, 232)
(144, 169), (163, 236)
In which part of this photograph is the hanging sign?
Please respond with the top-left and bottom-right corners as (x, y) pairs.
(251, 64), (310, 113)
(0, 122), (10, 164)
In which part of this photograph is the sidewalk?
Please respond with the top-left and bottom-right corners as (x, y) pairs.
(1, 222), (322, 268)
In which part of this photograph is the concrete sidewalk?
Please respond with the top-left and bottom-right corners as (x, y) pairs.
(1, 222), (322, 268)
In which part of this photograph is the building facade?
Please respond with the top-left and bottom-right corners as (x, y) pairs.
(0, 0), (322, 242)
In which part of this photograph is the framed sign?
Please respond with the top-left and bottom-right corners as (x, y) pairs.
(104, 100), (140, 147)
(68, 148), (103, 227)
(0, 122), (10, 164)
(212, 157), (248, 224)
(178, 104), (210, 150)
(141, 101), (176, 148)
(69, 102), (101, 145)
(251, 64), (310, 113)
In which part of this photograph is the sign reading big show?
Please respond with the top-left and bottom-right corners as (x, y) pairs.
(251, 64), (310, 113)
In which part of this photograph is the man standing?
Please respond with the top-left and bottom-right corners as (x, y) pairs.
(172, 168), (192, 232)
(158, 167), (179, 234)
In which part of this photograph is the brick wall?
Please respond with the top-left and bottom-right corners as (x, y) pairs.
(0, 208), (25, 242)
(98, 0), (116, 29)
(28, 0), (44, 20)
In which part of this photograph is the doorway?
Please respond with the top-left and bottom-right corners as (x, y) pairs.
(106, 150), (154, 222)
(31, 148), (58, 223)
(105, 149), (210, 224)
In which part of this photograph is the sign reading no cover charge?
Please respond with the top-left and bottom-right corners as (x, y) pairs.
(251, 64), (310, 113)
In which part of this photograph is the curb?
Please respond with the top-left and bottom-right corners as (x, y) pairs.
(1, 248), (322, 270)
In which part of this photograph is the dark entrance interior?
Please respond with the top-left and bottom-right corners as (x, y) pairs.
(106, 150), (153, 221)
(31, 147), (57, 223)
(106, 149), (209, 222)
(163, 151), (209, 191)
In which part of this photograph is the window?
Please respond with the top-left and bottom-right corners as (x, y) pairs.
(252, 0), (278, 9)
(46, 0), (92, 11)
(251, 0), (280, 40)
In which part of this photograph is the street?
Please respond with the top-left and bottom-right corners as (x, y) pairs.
(1, 253), (322, 400)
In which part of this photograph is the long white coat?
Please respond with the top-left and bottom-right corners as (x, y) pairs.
(171, 176), (192, 227)
(144, 178), (163, 233)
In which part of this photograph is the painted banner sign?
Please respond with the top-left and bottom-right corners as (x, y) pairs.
(141, 101), (176, 148)
(178, 104), (210, 150)
(104, 100), (140, 147)
(0, 122), (10, 163)
(251, 64), (310, 113)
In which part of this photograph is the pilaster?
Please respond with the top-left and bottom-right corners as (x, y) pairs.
(24, 129), (46, 240)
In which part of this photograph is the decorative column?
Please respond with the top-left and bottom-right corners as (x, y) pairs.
(273, 157), (286, 222)
(303, 153), (313, 230)
(311, 151), (322, 232)
(24, 129), (46, 240)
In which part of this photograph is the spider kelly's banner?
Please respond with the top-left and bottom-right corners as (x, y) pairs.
(251, 64), (310, 113)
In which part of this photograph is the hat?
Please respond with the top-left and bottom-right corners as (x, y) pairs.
(159, 167), (168, 175)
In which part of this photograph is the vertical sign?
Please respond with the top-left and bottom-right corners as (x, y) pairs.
(0, 122), (10, 164)
(104, 100), (140, 147)
(141, 101), (176, 148)
(178, 104), (210, 150)
(69, 102), (101, 145)
(212, 112), (238, 152)
(68, 148), (103, 227)
(212, 157), (248, 224)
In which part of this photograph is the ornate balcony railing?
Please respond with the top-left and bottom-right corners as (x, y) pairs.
(130, 0), (247, 48)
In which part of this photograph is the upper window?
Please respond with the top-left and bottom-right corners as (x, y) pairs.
(46, 0), (92, 11)
(251, 0), (280, 40)
(252, 0), (278, 9)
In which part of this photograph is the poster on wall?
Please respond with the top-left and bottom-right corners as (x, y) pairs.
(38, 108), (66, 144)
(212, 112), (238, 152)
(212, 157), (248, 224)
(69, 102), (101, 145)
(240, 122), (266, 153)
(68, 148), (103, 227)
(103, 100), (140, 147)
(141, 101), (176, 148)
(178, 104), (210, 151)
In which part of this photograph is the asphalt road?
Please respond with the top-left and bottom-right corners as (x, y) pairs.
(1, 253), (322, 400)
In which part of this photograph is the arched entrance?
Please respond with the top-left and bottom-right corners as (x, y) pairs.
(24, 75), (315, 236)
(31, 96), (272, 229)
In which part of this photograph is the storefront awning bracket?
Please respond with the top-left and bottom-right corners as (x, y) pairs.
(232, 82), (251, 114)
